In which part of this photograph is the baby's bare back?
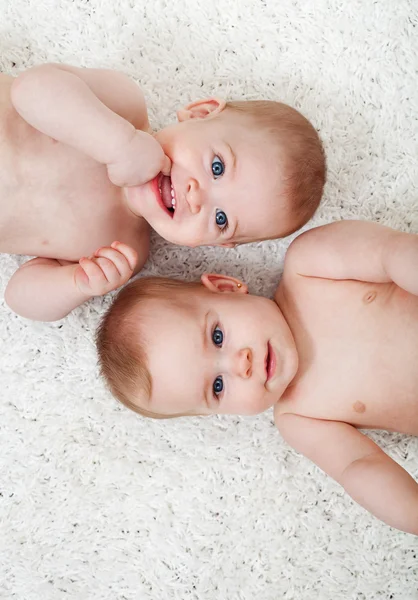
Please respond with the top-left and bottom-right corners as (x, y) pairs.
(0, 73), (144, 261)
(276, 277), (418, 435)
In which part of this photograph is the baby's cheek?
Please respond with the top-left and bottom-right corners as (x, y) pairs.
(243, 390), (269, 416)
(173, 224), (207, 248)
(170, 230), (201, 248)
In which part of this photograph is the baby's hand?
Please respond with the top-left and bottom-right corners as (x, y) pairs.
(74, 241), (138, 297)
(107, 130), (171, 188)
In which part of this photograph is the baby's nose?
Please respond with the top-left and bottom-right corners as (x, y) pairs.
(235, 348), (252, 379)
(186, 178), (202, 215)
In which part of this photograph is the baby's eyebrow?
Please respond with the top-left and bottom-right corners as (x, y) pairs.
(202, 310), (210, 350)
(225, 142), (236, 172)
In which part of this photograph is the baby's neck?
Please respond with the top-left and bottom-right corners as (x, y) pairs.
(122, 187), (144, 220)
(274, 292), (305, 395)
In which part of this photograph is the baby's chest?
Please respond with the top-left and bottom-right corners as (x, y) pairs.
(278, 279), (418, 429)
(284, 361), (384, 418)
(0, 105), (149, 258)
(278, 355), (418, 434)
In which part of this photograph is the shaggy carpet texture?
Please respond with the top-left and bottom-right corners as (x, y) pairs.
(0, 0), (417, 598)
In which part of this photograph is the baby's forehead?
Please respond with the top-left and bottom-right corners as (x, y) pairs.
(139, 287), (245, 328)
(211, 112), (275, 148)
(138, 288), (205, 321)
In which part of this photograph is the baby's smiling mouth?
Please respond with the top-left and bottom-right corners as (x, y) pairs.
(158, 174), (176, 216)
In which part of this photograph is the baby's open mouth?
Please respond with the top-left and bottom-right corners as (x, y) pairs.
(158, 174), (176, 217)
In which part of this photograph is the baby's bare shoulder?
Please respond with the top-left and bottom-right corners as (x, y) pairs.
(282, 225), (331, 275)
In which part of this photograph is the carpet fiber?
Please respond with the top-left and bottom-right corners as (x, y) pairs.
(0, 1), (417, 598)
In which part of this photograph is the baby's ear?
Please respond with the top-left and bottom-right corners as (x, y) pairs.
(177, 98), (226, 122)
(201, 273), (248, 294)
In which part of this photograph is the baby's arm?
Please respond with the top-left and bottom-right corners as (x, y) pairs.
(286, 220), (418, 295)
(275, 412), (418, 535)
(10, 64), (169, 187)
(5, 242), (138, 321)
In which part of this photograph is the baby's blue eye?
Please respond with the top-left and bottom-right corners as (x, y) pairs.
(215, 210), (228, 230)
(212, 326), (223, 347)
(212, 156), (225, 178)
(213, 376), (224, 397)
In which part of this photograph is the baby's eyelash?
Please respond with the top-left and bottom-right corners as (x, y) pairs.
(211, 152), (226, 179)
(212, 375), (224, 400)
(212, 324), (224, 347)
(215, 151), (225, 166)
(221, 221), (229, 234)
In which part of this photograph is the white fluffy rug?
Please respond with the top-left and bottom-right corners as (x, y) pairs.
(1, 1), (417, 598)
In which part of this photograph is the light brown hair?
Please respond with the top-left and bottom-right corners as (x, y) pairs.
(225, 100), (326, 237)
(96, 277), (202, 419)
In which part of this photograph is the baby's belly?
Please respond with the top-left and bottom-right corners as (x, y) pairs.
(0, 110), (133, 260)
(279, 281), (418, 435)
(0, 183), (131, 261)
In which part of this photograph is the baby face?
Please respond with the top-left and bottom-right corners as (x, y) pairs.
(127, 105), (292, 246)
(134, 278), (299, 417)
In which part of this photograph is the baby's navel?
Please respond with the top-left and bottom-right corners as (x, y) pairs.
(363, 290), (377, 304)
(353, 401), (366, 413)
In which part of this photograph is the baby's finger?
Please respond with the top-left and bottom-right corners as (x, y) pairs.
(109, 242), (139, 272)
(74, 264), (90, 291)
(94, 256), (123, 285)
(161, 154), (171, 176)
(75, 258), (107, 295)
(95, 247), (131, 280)
(78, 257), (105, 282)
